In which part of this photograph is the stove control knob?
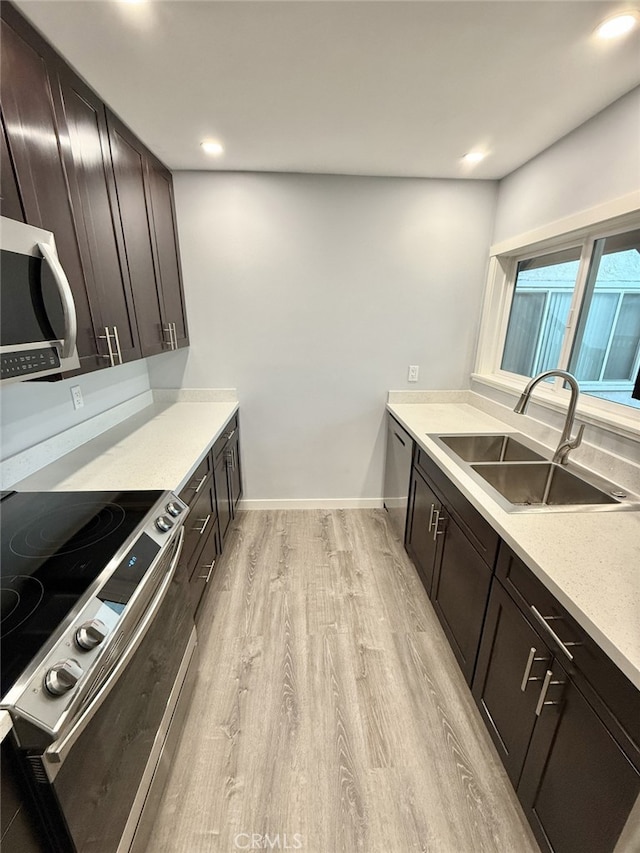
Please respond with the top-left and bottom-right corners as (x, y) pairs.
(166, 501), (182, 518)
(44, 659), (83, 696)
(155, 515), (174, 533)
(75, 619), (108, 651)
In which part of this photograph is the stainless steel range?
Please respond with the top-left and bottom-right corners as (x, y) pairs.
(1, 489), (197, 852)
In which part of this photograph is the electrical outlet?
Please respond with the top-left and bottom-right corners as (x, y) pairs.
(70, 385), (84, 410)
(408, 365), (419, 382)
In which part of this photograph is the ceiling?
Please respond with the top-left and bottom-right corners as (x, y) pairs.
(13, 0), (640, 180)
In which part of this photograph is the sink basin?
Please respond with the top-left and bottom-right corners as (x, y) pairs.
(471, 462), (621, 507)
(438, 433), (546, 463)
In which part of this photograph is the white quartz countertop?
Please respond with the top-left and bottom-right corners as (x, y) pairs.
(14, 400), (239, 494)
(387, 401), (640, 691)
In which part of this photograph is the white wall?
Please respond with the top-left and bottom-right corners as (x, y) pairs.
(148, 172), (497, 504)
(492, 86), (640, 244)
(0, 360), (151, 461)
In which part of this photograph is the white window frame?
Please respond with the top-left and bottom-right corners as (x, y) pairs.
(473, 193), (640, 441)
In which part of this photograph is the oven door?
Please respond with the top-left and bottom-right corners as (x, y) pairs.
(25, 528), (195, 852)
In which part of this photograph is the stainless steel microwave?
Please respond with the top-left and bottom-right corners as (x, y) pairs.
(0, 216), (80, 384)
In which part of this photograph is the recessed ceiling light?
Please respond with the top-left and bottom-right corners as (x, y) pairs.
(200, 140), (224, 156)
(596, 12), (639, 39)
(462, 151), (486, 164)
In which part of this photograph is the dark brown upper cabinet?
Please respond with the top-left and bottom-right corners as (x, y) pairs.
(54, 69), (141, 366)
(146, 153), (189, 350)
(0, 10), (100, 374)
(1, 2), (188, 375)
(106, 113), (189, 358)
(0, 110), (24, 222)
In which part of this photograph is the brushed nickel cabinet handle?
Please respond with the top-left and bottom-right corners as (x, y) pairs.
(171, 322), (178, 349)
(535, 670), (554, 716)
(433, 513), (447, 541)
(99, 327), (115, 366)
(519, 648), (548, 692)
(163, 325), (173, 348)
(226, 428), (236, 441)
(530, 606), (574, 661)
(193, 514), (211, 535)
(521, 648), (537, 692)
(193, 475), (208, 493)
(428, 503), (436, 532)
(112, 325), (123, 364)
(198, 560), (216, 583)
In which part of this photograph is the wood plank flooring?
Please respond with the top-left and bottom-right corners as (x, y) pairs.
(146, 510), (540, 853)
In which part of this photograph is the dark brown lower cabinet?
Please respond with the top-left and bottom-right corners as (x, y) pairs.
(473, 563), (640, 853)
(519, 671), (640, 853)
(405, 466), (442, 596)
(472, 578), (553, 785)
(431, 514), (493, 684)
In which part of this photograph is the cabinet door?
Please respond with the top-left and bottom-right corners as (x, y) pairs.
(518, 674), (640, 853)
(0, 110), (24, 221)
(431, 514), (492, 684)
(405, 466), (442, 596)
(228, 430), (242, 511)
(146, 156), (189, 349)
(214, 450), (232, 548)
(472, 579), (553, 784)
(0, 16), (98, 373)
(106, 112), (168, 357)
(55, 70), (140, 364)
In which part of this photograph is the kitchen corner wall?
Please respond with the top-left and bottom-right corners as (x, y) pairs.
(492, 86), (640, 243)
(148, 173), (497, 504)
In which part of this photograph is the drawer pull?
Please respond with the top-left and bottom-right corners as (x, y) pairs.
(428, 503), (436, 532)
(193, 475), (208, 494)
(193, 515), (211, 535)
(198, 560), (216, 583)
(226, 427), (236, 441)
(530, 606), (574, 661)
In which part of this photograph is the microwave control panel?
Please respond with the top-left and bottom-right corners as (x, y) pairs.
(1, 346), (60, 380)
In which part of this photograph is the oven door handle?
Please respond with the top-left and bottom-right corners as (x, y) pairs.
(43, 527), (185, 777)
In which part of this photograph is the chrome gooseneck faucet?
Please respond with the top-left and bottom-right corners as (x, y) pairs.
(514, 369), (585, 465)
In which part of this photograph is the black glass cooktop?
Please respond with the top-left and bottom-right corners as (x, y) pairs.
(0, 490), (163, 698)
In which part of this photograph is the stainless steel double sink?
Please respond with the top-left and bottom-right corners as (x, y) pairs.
(428, 433), (640, 512)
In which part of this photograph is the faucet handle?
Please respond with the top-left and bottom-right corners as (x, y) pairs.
(571, 424), (585, 450)
(554, 423), (585, 465)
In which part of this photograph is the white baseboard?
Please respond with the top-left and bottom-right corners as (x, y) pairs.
(238, 498), (384, 510)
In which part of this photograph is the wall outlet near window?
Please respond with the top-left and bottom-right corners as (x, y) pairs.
(408, 365), (419, 382)
(70, 385), (84, 410)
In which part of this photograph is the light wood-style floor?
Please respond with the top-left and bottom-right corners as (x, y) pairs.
(146, 510), (540, 853)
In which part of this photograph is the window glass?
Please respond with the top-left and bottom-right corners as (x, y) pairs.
(501, 247), (581, 378)
(569, 230), (640, 410)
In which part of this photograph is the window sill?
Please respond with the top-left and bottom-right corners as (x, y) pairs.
(470, 372), (640, 442)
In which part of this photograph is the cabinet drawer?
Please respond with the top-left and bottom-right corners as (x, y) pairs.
(496, 543), (640, 749)
(179, 455), (211, 506)
(415, 446), (499, 568)
(212, 414), (238, 459)
(181, 475), (215, 570)
(188, 517), (219, 620)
